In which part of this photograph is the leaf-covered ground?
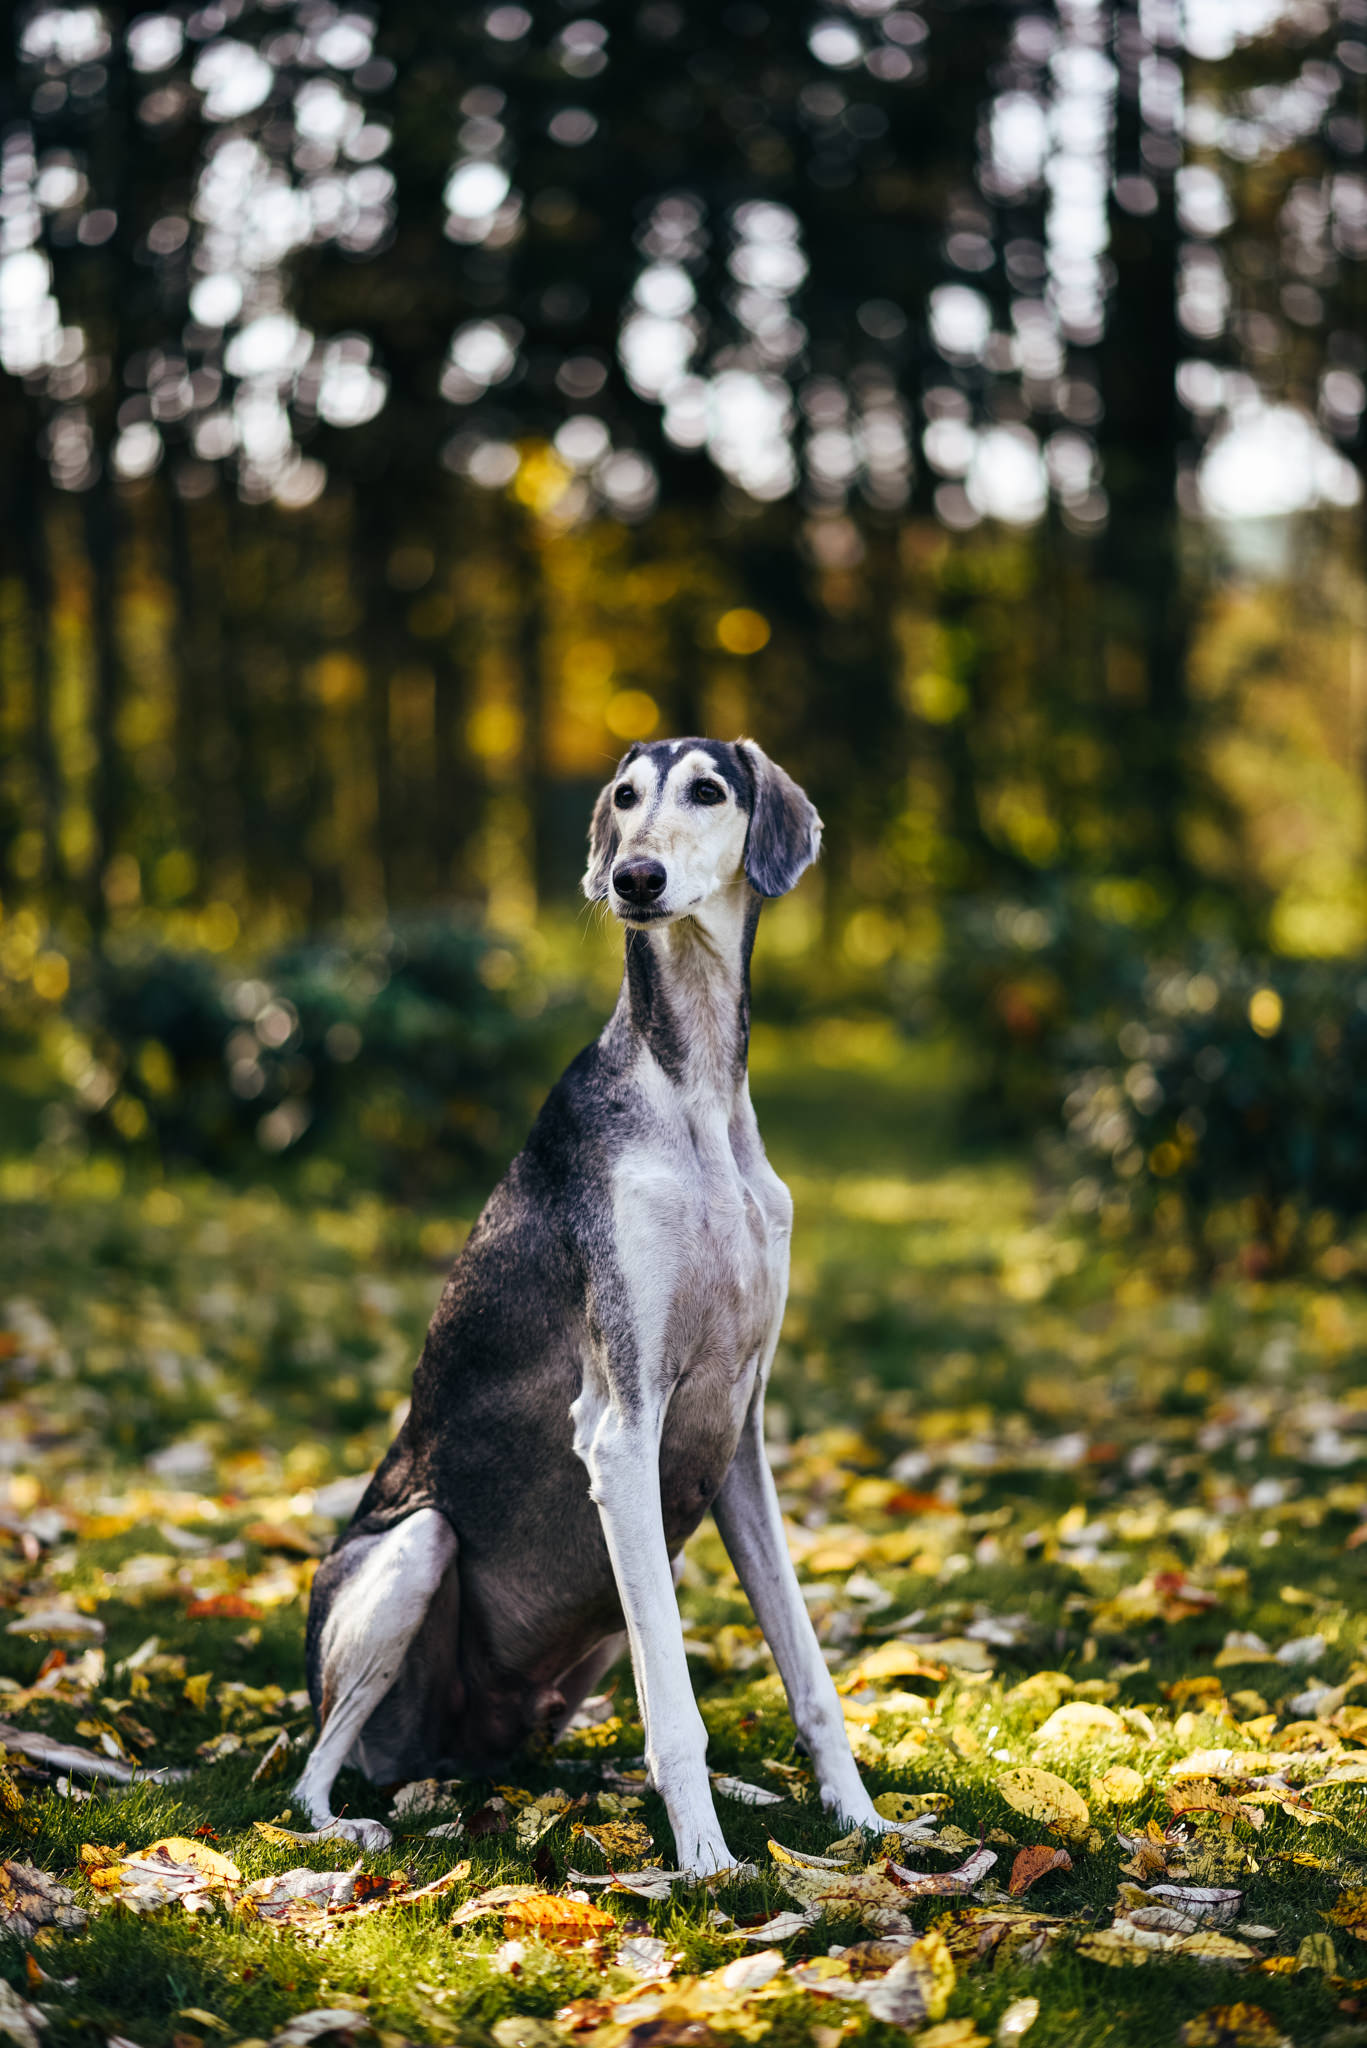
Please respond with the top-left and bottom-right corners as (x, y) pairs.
(4, 1023), (1367, 2048)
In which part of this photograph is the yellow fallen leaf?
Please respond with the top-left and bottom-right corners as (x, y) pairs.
(1179, 2006), (1285, 2047)
(183, 1673), (213, 1711)
(847, 1640), (948, 1686)
(874, 1791), (951, 1823)
(78, 1842), (125, 1870)
(142, 1838), (241, 1883)
(995, 1768), (1091, 1842)
(1091, 1767), (1146, 1808)
(1033, 1701), (1126, 1747)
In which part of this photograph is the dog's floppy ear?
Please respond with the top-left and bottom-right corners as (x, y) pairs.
(582, 780), (619, 902)
(582, 749), (638, 901)
(737, 739), (823, 898)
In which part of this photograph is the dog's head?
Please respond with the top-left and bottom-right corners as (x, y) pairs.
(583, 738), (822, 927)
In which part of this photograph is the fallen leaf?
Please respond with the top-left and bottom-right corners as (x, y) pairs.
(5, 1606), (104, 1642)
(1295, 1930), (1336, 1973)
(729, 1908), (819, 1941)
(861, 1930), (955, 2025)
(391, 1776), (463, 1818)
(847, 1641), (949, 1686)
(267, 2012), (373, 2048)
(1086, 1767), (1145, 1812)
(1178, 2007), (1286, 2048)
(567, 1866), (687, 1900)
(0, 1981), (47, 2048)
(890, 1845), (999, 1895)
(89, 1838), (241, 1914)
(0, 1860), (87, 1938)
(250, 1731), (293, 1785)
(711, 1775), (782, 1806)
(996, 1996), (1040, 2041)
(874, 1790), (951, 1823)
(502, 1891), (620, 1942)
(573, 1818), (653, 1863)
(1032, 1702), (1126, 1747)
(1009, 1845), (1072, 1895)
(618, 1934), (675, 1980)
(995, 1767), (1091, 1841)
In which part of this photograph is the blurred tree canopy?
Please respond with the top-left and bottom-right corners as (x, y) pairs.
(0, 0), (1364, 982)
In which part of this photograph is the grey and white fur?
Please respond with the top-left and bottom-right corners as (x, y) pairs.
(295, 737), (881, 1871)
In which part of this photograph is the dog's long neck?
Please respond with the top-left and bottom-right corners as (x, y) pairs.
(612, 887), (761, 1107)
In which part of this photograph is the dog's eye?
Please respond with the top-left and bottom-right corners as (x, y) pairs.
(692, 780), (725, 806)
(613, 785), (638, 810)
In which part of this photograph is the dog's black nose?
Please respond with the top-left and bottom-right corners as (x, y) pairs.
(612, 859), (667, 905)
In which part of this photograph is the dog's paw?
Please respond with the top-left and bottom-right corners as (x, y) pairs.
(678, 1834), (743, 1881)
(819, 1783), (883, 1835)
(319, 1815), (393, 1853)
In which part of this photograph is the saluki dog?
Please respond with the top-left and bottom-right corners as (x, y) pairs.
(296, 737), (881, 1873)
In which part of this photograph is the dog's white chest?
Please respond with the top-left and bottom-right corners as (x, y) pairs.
(609, 1112), (790, 1399)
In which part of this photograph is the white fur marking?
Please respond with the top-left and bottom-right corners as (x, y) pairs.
(293, 1509), (457, 1847)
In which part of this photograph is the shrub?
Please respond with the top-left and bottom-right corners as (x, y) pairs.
(12, 921), (596, 1198)
(1059, 954), (1367, 1262)
(935, 886), (1146, 1139)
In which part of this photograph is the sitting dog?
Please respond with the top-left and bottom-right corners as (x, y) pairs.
(296, 737), (881, 1872)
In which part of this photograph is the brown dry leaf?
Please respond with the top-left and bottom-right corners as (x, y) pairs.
(502, 1892), (618, 1941)
(861, 1930), (956, 2025)
(1178, 2007), (1287, 2048)
(996, 1767), (1091, 1841)
(1168, 1780), (1264, 1830)
(78, 1840), (126, 1870)
(242, 1861), (387, 1927)
(1009, 1845), (1072, 1896)
(0, 1860), (87, 1938)
(572, 1818), (653, 1864)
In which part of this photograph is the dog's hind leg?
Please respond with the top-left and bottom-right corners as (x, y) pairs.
(549, 1629), (627, 1741)
(294, 1508), (458, 1851)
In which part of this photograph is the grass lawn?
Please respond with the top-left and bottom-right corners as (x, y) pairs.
(4, 1021), (1367, 2048)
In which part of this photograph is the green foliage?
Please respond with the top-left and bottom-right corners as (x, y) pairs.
(43, 923), (595, 1197)
(934, 885), (1148, 1140)
(1061, 955), (1367, 1263)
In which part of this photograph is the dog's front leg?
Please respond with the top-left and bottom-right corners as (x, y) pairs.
(713, 1390), (882, 1833)
(573, 1388), (735, 1877)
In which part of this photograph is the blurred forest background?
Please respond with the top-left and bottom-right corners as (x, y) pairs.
(2, 0), (1367, 1261)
